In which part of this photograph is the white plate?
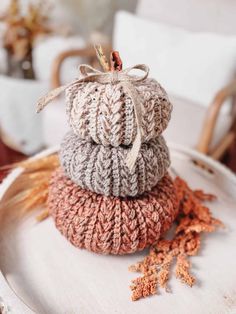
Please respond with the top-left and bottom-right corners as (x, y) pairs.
(0, 144), (236, 314)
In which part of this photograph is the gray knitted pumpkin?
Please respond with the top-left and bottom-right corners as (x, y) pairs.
(65, 78), (172, 147)
(60, 131), (170, 197)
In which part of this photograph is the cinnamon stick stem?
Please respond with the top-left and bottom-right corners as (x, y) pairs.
(110, 51), (122, 71)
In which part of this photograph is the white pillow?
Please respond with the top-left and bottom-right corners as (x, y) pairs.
(114, 11), (236, 110)
(0, 75), (48, 154)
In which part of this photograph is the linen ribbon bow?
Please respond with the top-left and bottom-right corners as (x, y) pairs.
(36, 64), (150, 171)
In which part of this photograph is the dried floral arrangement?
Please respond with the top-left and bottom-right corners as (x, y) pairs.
(0, 0), (52, 79)
(0, 46), (223, 300)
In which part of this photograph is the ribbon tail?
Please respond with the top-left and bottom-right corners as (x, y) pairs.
(36, 85), (67, 113)
(125, 129), (142, 171)
(122, 81), (143, 171)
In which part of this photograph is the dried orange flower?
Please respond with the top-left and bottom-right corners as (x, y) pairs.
(129, 176), (223, 301)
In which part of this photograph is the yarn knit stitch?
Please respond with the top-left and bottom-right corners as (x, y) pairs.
(48, 168), (179, 255)
(60, 131), (170, 197)
(65, 77), (172, 147)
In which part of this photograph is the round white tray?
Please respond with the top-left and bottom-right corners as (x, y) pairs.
(0, 144), (236, 314)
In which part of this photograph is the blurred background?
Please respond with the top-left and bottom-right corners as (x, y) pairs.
(0, 0), (235, 175)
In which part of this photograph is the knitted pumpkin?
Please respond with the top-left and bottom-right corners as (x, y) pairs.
(65, 77), (172, 147)
(60, 131), (170, 197)
(48, 168), (179, 255)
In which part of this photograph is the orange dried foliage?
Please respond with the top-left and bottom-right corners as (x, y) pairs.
(130, 176), (223, 301)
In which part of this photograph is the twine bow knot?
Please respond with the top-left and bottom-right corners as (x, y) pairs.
(36, 64), (150, 171)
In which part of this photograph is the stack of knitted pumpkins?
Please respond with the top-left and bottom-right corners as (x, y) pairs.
(39, 51), (179, 255)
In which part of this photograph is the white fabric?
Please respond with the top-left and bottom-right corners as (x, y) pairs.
(33, 35), (85, 85)
(0, 75), (48, 154)
(42, 98), (69, 147)
(114, 11), (236, 112)
(137, 0), (236, 35)
(164, 95), (233, 150)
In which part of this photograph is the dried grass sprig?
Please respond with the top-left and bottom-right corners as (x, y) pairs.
(94, 44), (110, 72)
(0, 153), (59, 221)
(129, 176), (223, 301)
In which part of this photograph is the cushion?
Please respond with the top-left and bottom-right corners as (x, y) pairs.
(137, 0), (236, 35)
(42, 98), (69, 147)
(164, 95), (232, 150)
(114, 11), (236, 112)
(0, 75), (48, 154)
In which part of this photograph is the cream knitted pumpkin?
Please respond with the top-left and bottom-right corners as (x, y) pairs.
(65, 77), (172, 147)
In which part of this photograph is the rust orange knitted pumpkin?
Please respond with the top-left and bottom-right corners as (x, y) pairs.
(48, 168), (179, 255)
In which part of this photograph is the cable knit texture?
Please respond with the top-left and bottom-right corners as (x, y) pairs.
(60, 131), (170, 197)
(48, 168), (179, 255)
(65, 78), (172, 147)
